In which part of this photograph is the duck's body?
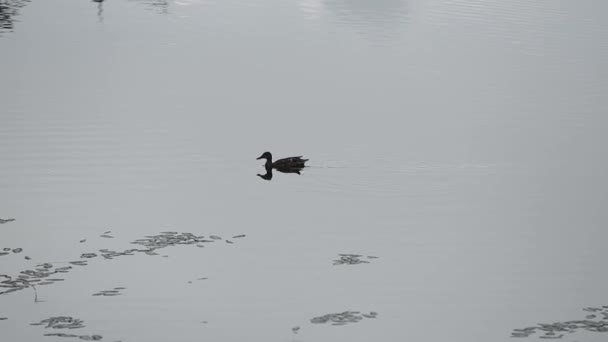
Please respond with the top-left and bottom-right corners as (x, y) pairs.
(257, 152), (308, 170)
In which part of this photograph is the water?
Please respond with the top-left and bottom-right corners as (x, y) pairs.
(1, 0), (607, 341)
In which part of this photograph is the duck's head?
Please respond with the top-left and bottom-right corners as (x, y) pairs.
(256, 152), (272, 161)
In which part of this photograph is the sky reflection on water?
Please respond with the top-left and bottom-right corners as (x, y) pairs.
(1, 0), (608, 342)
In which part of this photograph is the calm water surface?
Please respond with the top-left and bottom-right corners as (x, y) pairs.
(1, 0), (608, 341)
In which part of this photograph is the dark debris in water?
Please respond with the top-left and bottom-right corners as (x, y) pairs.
(0, 317), (7, 321)
(80, 253), (97, 259)
(0, 218), (16, 224)
(130, 232), (229, 250)
(511, 306), (608, 339)
(92, 287), (126, 297)
(188, 277), (208, 284)
(310, 311), (378, 326)
(31, 316), (104, 340)
(333, 254), (378, 265)
(1, 231), (246, 298)
(0, 263), (73, 296)
(43, 333), (103, 340)
(31, 316), (85, 329)
(0, 247), (25, 257)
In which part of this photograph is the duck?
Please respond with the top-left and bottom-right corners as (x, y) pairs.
(256, 151), (308, 171)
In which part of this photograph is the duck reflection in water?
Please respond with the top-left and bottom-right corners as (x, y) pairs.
(256, 152), (308, 181)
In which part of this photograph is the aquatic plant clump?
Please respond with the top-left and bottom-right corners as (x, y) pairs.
(30, 316), (85, 329)
(310, 311), (378, 326)
(0, 218), (16, 224)
(92, 287), (126, 297)
(0, 231), (245, 298)
(0, 263), (69, 296)
(511, 306), (608, 339)
(0, 247), (24, 257)
(43, 333), (102, 340)
(31, 316), (103, 340)
(332, 254), (378, 265)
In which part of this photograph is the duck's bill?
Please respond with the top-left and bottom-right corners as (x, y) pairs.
(256, 155), (264, 160)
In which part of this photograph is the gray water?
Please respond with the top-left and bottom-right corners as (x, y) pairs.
(1, 0), (608, 341)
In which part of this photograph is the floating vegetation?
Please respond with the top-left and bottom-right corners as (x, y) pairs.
(0, 317), (7, 321)
(31, 316), (85, 329)
(0, 218), (15, 224)
(69, 261), (88, 266)
(0, 262), (73, 296)
(99, 235), (113, 239)
(0, 231), (246, 298)
(292, 326), (300, 334)
(0, 247), (24, 257)
(187, 277), (208, 284)
(232, 235), (246, 239)
(92, 287), (126, 297)
(80, 253), (97, 259)
(310, 311), (378, 326)
(511, 306), (608, 339)
(43, 333), (102, 340)
(79, 239), (86, 243)
(332, 254), (378, 265)
(31, 316), (103, 340)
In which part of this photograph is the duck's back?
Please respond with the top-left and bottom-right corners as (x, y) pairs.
(273, 156), (308, 168)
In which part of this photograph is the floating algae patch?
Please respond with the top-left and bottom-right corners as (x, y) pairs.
(31, 316), (86, 329)
(1, 231), (246, 298)
(511, 306), (608, 339)
(187, 277), (208, 284)
(31, 316), (103, 340)
(69, 261), (88, 266)
(333, 254), (378, 265)
(0, 263), (74, 296)
(310, 311), (378, 326)
(92, 287), (124, 297)
(0, 218), (15, 224)
(127, 231), (244, 251)
(80, 253), (97, 259)
(95, 231), (225, 260)
(43, 333), (102, 340)
(0, 247), (24, 256)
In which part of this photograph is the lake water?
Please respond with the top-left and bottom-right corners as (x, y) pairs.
(1, 0), (608, 341)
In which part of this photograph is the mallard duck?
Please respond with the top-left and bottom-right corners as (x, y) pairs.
(256, 152), (308, 170)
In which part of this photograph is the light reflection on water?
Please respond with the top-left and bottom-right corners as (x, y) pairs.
(299, 0), (410, 41)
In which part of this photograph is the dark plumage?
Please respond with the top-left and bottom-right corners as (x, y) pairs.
(256, 151), (308, 171)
